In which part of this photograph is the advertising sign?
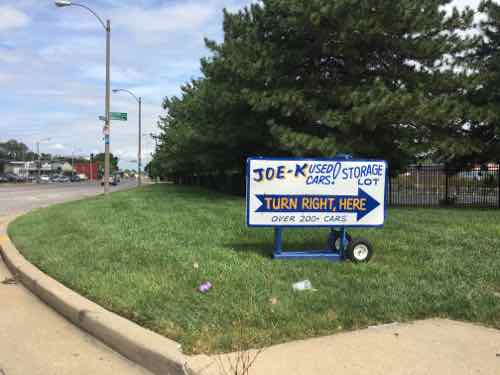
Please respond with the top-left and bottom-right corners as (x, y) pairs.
(246, 157), (387, 227)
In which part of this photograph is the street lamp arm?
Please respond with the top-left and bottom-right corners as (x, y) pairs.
(70, 3), (107, 31)
(113, 88), (140, 103)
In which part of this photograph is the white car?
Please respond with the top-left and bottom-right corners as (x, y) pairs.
(39, 175), (51, 183)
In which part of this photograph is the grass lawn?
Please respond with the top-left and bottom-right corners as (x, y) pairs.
(8, 184), (500, 354)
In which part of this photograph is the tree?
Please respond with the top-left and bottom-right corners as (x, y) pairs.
(0, 139), (37, 161)
(157, 78), (273, 175)
(93, 153), (119, 176)
(455, 0), (500, 165)
(156, 0), (475, 175)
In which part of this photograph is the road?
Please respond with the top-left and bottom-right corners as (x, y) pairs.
(0, 180), (136, 217)
(0, 180), (152, 375)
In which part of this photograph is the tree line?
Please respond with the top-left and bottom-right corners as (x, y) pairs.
(152, 0), (500, 177)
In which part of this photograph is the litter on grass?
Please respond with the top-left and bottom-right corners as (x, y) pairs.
(292, 279), (313, 291)
(198, 281), (212, 293)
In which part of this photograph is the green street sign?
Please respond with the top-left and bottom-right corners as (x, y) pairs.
(111, 112), (127, 121)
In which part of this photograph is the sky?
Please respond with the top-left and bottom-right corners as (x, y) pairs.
(0, 0), (483, 169)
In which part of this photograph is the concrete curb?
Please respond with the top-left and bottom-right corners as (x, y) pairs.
(0, 215), (199, 375)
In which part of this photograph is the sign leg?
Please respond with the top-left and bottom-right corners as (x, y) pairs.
(340, 227), (346, 259)
(274, 227), (283, 256)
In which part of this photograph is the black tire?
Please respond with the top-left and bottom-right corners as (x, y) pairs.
(347, 238), (374, 263)
(328, 231), (352, 251)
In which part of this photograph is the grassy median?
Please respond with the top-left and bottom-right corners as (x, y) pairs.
(8, 184), (500, 354)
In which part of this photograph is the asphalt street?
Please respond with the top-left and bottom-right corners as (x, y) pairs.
(0, 180), (136, 217)
(0, 180), (152, 375)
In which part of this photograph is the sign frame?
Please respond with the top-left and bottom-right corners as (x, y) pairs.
(246, 156), (389, 229)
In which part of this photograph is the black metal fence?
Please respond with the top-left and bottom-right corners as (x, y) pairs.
(173, 163), (500, 208)
(389, 164), (500, 208)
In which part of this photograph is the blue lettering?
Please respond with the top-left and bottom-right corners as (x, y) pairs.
(265, 168), (275, 180)
(253, 168), (264, 182)
(295, 163), (308, 177)
(276, 165), (285, 179)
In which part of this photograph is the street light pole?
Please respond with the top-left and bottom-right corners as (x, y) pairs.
(112, 88), (142, 187)
(54, 0), (111, 194)
(104, 19), (111, 194)
(138, 96), (142, 186)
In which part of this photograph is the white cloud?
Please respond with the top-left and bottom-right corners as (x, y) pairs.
(81, 64), (146, 84)
(0, 6), (30, 31)
(38, 36), (104, 62)
(24, 89), (66, 96)
(49, 143), (65, 150)
(113, 2), (215, 34)
(0, 49), (22, 64)
(0, 73), (15, 83)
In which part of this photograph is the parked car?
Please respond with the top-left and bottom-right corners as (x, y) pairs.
(70, 175), (81, 182)
(59, 176), (70, 183)
(0, 174), (9, 183)
(40, 175), (51, 183)
(5, 173), (25, 183)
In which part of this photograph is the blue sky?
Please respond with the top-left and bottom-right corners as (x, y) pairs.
(0, 0), (482, 169)
(0, 0), (255, 169)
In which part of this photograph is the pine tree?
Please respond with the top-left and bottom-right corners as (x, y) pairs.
(156, 0), (475, 174)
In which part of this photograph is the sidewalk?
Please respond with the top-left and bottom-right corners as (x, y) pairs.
(189, 319), (500, 375)
(0, 214), (151, 375)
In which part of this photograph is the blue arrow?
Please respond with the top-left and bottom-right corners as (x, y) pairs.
(355, 188), (380, 220)
(255, 188), (380, 221)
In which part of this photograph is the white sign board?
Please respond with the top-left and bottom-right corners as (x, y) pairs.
(246, 158), (387, 227)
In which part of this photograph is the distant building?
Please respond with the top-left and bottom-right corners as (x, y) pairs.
(2, 161), (51, 177)
(51, 161), (74, 174)
(74, 162), (98, 180)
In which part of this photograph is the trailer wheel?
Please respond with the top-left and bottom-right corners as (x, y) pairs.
(328, 231), (352, 251)
(347, 238), (373, 263)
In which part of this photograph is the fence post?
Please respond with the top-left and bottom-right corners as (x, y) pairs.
(445, 172), (449, 205)
(497, 163), (500, 208)
(388, 176), (392, 206)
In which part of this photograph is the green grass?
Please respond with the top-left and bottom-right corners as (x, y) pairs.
(8, 184), (500, 354)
